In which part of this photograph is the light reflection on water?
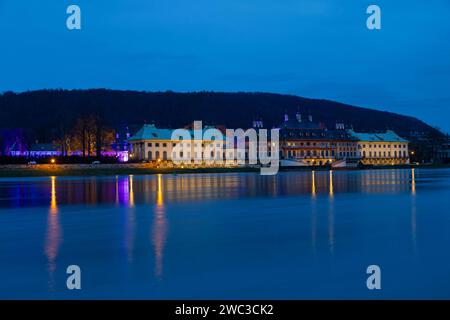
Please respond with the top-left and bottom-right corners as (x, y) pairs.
(44, 176), (61, 291)
(0, 168), (450, 299)
(153, 174), (167, 280)
(0, 169), (423, 208)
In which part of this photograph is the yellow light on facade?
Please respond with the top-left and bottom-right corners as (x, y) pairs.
(50, 158), (56, 164)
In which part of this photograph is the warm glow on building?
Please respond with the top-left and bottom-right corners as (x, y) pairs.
(348, 130), (410, 165)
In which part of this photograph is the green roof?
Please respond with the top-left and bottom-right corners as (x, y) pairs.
(129, 124), (224, 141)
(128, 124), (173, 141)
(347, 130), (408, 142)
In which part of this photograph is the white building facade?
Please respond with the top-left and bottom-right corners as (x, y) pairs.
(348, 130), (410, 165)
(128, 124), (229, 167)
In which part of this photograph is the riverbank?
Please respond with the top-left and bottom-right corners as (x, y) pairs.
(0, 163), (449, 178)
(0, 164), (260, 178)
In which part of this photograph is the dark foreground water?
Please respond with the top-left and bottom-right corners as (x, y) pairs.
(0, 168), (449, 299)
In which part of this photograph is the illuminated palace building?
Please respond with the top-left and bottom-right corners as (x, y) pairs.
(280, 113), (409, 167)
(128, 123), (227, 166)
(278, 112), (360, 167)
(128, 112), (410, 167)
(278, 112), (410, 166)
(348, 130), (410, 165)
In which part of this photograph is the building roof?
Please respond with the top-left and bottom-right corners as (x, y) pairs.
(277, 114), (357, 141)
(278, 116), (322, 130)
(347, 130), (408, 143)
(128, 124), (174, 141)
(279, 127), (358, 141)
(129, 124), (225, 141)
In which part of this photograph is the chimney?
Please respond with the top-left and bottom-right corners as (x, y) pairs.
(253, 118), (263, 128)
(336, 121), (345, 130)
(193, 120), (202, 131)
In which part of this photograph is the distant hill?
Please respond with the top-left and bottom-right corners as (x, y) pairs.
(0, 89), (441, 142)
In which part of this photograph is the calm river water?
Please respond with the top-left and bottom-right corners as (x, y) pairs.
(0, 168), (449, 299)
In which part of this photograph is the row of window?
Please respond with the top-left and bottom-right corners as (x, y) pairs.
(147, 142), (222, 148)
(337, 142), (357, 146)
(288, 132), (326, 137)
(286, 141), (359, 149)
(361, 144), (407, 149)
(287, 150), (358, 158)
(287, 141), (334, 147)
(362, 150), (408, 158)
(338, 151), (357, 158)
(147, 151), (271, 161)
(287, 150), (333, 158)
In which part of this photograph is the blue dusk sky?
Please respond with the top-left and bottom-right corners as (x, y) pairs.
(0, 0), (449, 132)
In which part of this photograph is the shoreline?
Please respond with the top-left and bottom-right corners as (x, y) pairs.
(0, 163), (449, 178)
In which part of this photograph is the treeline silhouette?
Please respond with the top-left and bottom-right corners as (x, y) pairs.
(0, 89), (441, 144)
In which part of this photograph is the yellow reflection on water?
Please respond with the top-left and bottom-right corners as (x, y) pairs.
(153, 174), (167, 280)
(50, 176), (57, 214)
(311, 171), (316, 197)
(311, 171), (317, 253)
(129, 175), (135, 208)
(45, 176), (61, 291)
(157, 174), (163, 207)
(411, 168), (416, 196)
(329, 170), (334, 197)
